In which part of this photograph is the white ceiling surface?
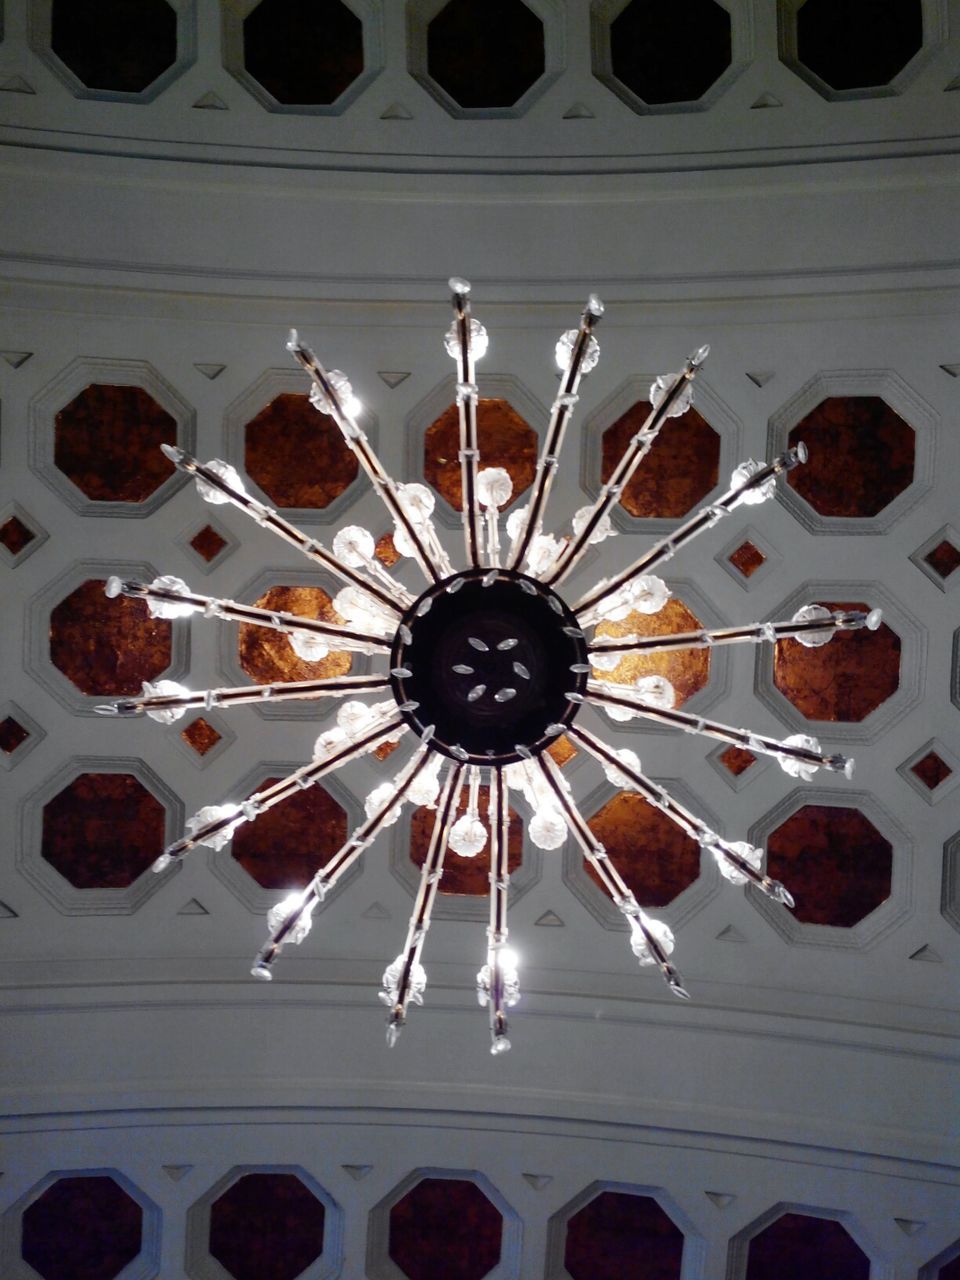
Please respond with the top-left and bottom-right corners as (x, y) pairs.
(2, 1), (960, 1275)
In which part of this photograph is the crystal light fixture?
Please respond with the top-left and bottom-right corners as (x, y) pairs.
(98, 281), (880, 1054)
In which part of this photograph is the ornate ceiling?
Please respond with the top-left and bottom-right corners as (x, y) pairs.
(1, 2), (960, 1278)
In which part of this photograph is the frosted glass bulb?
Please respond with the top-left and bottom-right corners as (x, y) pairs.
(365, 782), (401, 825)
(309, 369), (362, 419)
(450, 815), (487, 857)
(333, 525), (375, 567)
(555, 328), (599, 374)
(635, 675), (676, 709)
(649, 373), (692, 418)
(267, 893), (314, 945)
(791, 604), (835, 648)
(477, 466), (513, 509)
(779, 734), (822, 781)
(288, 631), (330, 662)
(731, 459), (776, 505)
(572, 506), (616, 544)
(185, 804), (241, 852)
(525, 533), (563, 576)
(444, 317), (488, 360)
(602, 747), (641, 787)
(714, 840), (763, 886)
(630, 913), (674, 965)
(529, 806), (567, 849)
(142, 680), (190, 723)
(145, 576), (196, 619)
(196, 459), (246, 505)
(629, 574), (670, 614)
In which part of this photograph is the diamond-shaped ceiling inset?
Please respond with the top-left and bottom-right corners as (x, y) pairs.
(237, 585), (352, 684)
(766, 805), (892, 928)
(231, 778), (348, 890)
(593, 596), (711, 709)
(189, 523), (229, 563)
(0, 513), (36, 556)
(773, 599), (900, 722)
(609, 0), (732, 105)
(244, 0), (364, 106)
(728, 539), (765, 578)
(244, 392), (359, 508)
(795, 0), (922, 93)
(22, 1174), (143, 1280)
(50, 0), (178, 93)
(375, 532), (401, 566)
(389, 1176), (503, 1280)
(55, 383), (177, 502)
(424, 398), (538, 512)
(745, 1210), (869, 1280)
(911, 750), (952, 791)
(180, 717), (222, 757)
(50, 579), (173, 696)
(718, 744), (756, 777)
(587, 791), (701, 907)
(427, 0), (545, 108)
(209, 1171), (326, 1280)
(786, 396), (915, 518)
(925, 538), (960, 580)
(601, 399), (720, 518)
(410, 785), (523, 895)
(546, 734), (577, 767)
(0, 715), (30, 755)
(565, 1189), (685, 1280)
(42, 772), (167, 889)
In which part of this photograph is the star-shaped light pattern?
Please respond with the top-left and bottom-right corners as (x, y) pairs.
(98, 281), (880, 1053)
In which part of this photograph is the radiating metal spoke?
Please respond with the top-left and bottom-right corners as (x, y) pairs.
(449, 279), (484, 568)
(157, 712), (407, 870)
(570, 724), (795, 906)
(588, 608), (881, 659)
(509, 295), (604, 573)
(383, 761), (466, 1044)
(252, 743), (437, 979)
(478, 767), (516, 1053)
(544, 347), (707, 586)
(572, 445), (807, 620)
(537, 752), (690, 998)
(287, 332), (452, 583)
(160, 444), (408, 612)
(585, 682), (853, 776)
(96, 674), (390, 718)
(107, 577), (392, 655)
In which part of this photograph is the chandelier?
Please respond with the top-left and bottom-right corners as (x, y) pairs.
(97, 281), (879, 1054)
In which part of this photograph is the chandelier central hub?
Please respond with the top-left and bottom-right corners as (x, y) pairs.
(390, 569), (588, 765)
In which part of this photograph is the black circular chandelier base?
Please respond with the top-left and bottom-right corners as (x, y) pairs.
(390, 569), (588, 766)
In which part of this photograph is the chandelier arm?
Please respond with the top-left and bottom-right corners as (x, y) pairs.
(384, 760), (467, 1044)
(157, 714), (406, 868)
(587, 609), (878, 657)
(252, 742), (436, 978)
(569, 724), (795, 905)
(508, 296), (604, 573)
(544, 355), (705, 587)
(96, 674), (391, 718)
(161, 445), (408, 612)
(286, 333), (452, 584)
(449, 281), (483, 568)
(481, 767), (515, 1054)
(584, 683), (853, 775)
(109, 578), (392, 654)
(537, 753), (690, 998)
(572, 444), (806, 620)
